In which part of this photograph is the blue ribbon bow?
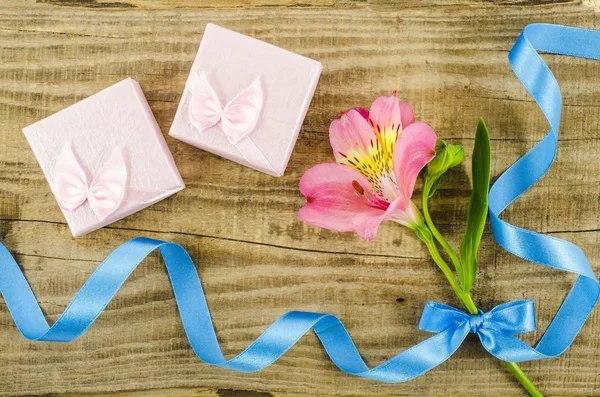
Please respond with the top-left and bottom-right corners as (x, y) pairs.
(419, 301), (538, 363)
(0, 23), (598, 384)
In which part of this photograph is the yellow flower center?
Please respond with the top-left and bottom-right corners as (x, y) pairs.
(338, 121), (402, 202)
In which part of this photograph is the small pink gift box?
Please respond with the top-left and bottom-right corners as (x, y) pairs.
(169, 23), (322, 177)
(23, 78), (185, 237)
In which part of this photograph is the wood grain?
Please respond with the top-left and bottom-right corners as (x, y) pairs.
(0, 0), (599, 396)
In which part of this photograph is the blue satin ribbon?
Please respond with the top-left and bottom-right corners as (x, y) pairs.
(489, 23), (600, 359)
(0, 237), (543, 382)
(0, 23), (598, 383)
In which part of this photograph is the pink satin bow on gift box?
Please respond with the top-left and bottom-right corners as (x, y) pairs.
(188, 71), (262, 145)
(186, 71), (277, 175)
(53, 145), (127, 221)
(53, 145), (164, 221)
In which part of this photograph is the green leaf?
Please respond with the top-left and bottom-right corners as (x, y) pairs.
(459, 118), (491, 292)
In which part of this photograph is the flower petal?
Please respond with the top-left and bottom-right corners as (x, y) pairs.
(345, 107), (369, 120)
(369, 92), (402, 132)
(369, 95), (416, 128)
(392, 122), (437, 201)
(299, 163), (390, 241)
(384, 198), (423, 229)
(330, 109), (375, 163)
(329, 109), (384, 181)
(367, 92), (403, 172)
(399, 101), (416, 128)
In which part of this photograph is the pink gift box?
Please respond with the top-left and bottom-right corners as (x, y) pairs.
(169, 23), (322, 177)
(23, 78), (185, 237)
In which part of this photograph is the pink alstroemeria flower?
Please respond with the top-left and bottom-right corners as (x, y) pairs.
(299, 92), (437, 241)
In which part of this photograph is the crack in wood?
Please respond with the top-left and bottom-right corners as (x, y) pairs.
(216, 389), (273, 397)
(0, 218), (426, 261)
(37, 0), (136, 8)
(0, 27), (128, 39)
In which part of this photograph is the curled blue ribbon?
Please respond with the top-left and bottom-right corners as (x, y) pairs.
(489, 23), (600, 359)
(0, 23), (598, 384)
(0, 237), (540, 382)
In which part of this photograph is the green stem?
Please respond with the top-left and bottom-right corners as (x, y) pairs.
(422, 179), (464, 285)
(417, 229), (477, 315)
(505, 362), (543, 397)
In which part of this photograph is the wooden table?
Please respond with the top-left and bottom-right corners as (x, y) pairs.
(1, 0), (599, 396)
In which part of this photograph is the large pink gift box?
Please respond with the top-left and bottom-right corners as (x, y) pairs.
(23, 78), (185, 237)
(169, 23), (322, 177)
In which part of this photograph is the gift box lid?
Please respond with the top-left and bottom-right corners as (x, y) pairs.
(169, 23), (323, 177)
(23, 78), (185, 237)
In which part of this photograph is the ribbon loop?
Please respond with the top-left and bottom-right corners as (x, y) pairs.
(482, 300), (536, 335)
(418, 302), (468, 333)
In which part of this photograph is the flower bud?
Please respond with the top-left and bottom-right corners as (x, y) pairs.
(427, 139), (464, 178)
(424, 139), (464, 198)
